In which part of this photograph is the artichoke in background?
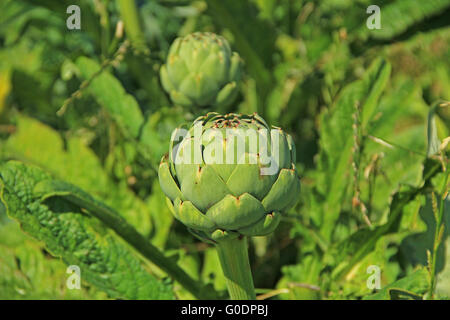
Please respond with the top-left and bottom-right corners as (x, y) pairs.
(160, 32), (242, 111)
(158, 113), (300, 242)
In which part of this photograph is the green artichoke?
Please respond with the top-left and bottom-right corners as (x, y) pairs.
(158, 113), (300, 243)
(160, 32), (242, 110)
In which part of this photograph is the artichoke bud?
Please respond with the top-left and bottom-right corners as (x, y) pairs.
(159, 113), (301, 243)
(160, 32), (243, 111)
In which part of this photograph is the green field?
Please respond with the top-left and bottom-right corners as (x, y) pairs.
(0, 0), (449, 300)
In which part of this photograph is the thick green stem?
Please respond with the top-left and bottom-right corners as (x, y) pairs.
(216, 237), (256, 300)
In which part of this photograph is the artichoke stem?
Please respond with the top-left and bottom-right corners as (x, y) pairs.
(216, 236), (256, 300)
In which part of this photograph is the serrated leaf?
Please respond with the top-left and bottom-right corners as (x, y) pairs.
(316, 58), (391, 240)
(75, 56), (144, 138)
(19, 169), (214, 300)
(326, 235), (401, 299)
(328, 158), (442, 280)
(363, 80), (427, 215)
(401, 195), (450, 267)
(0, 161), (174, 300)
(400, 194), (450, 295)
(0, 222), (106, 299)
(277, 254), (322, 300)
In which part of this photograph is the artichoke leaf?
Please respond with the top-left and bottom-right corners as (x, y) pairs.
(215, 82), (238, 108)
(262, 169), (300, 212)
(158, 160), (182, 201)
(173, 198), (216, 232)
(206, 193), (265, 230)
(239, 212), (281, 236)
(226, 163), (276, 200)
(179, 165), (231, 212)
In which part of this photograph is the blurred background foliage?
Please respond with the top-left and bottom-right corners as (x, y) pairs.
(0, 0), (449, 299)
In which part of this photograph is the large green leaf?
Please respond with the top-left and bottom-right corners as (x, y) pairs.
(0, 161), (174, 300)
(4, 115), (151, 235)
(400, 195), (450, 297)
(362, 79), (427, 215)
(17, 165), (216, 300)
(327, 158), (442, 280)
(0, 222), (106, 299)
(75, 56), (144, 138)
(401, 196), (450, 270)
(315, 58), (391, 240)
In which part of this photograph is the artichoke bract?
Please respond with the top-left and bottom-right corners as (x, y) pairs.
(158, 113), (300, 243)
(160, 32), (242, 110)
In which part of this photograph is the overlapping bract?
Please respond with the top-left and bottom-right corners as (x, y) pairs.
(158, 113), (300, 242)
(160, 32), (242, 109)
